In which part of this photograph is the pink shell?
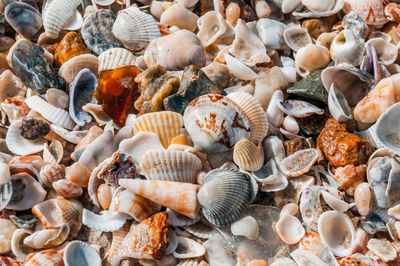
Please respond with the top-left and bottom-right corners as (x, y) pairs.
(52, 179), (83, 198)
(344, 0), (388, 25)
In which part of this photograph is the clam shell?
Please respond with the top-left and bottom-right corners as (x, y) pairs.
(276, 214), (305, 245)
(374, 102), (400, 155)
(283, 27), (312, 52)
(98, 48), (136, 73)
(113, 6), (161, 52)
(131, 111), (183, 148)
(183, 94), (251, 153)
(160, 3), (199, 32)
(24, 249), (64, 266)
(295, 44), (330, 75)
(233, 139), (264, 171)
(112, 189), (155, 222)
(328, 84), (352, 122)
(280, 148), (319, 177)
(197, 168), (253, 226)
(25, 96), (75, 130)
(224, 53), (257, 80)
(43, 0), (81, 38)
(58, 54), (99, 84)
(82, 208), (126, 232)
(141, 149), (202, 183)
(227, 91), (268, 143)
(5, 120), (46, 156)
(64, 240), (101, 266)
(173, 237), (205, 259)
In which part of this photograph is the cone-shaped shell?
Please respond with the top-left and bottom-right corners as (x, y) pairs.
(112, 190), (155, 221)
(184, 94), (251, 153)
(59, 54), (99, 84)
(227, 91), (268, 143)
(43, 0), (81, 38)
(233, 139), (264, 171)
(119, 179), (199, 219)
(197, 168), (253, 226)
(280, 148), (319, 177)
(140, 150), (202, 183)
(131, 111), (183, 148)
(98, 48), (136, 73)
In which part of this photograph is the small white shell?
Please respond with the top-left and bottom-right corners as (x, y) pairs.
(11, 229), (33, 261)
(50, 124), (88, 144)
(6, 120), (46, 156)
(276, 214), (305, 244)
(366, 38), (399, 65)
(64, 240), (102, 266)
(266, 90), (284, 127)
(160, 3), (199, 32)
(282, 115), (299, 134)
(197, 11), (234, 47)
(328, 84), (352, 122)
(98, 48), (136, 73)
(230, 216), (259, 240)
(63, 9), (83, 31)
(295, 44), (330, 76)
(173, 237), (205, 259)
(330, 29), (365, 66)
(224, 53), (257, 80)
(82, 103), (112, 126)
(321, 190), (354, 212)
(367, 239), (397, 262)
(283, 27), (312, 52)
(82, 208), (126, 232)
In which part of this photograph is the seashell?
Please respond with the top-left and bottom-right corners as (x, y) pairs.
(302, 0), (335, 12)
(81, 103), (112, 126)
(224, 53), (257, 80)
(141, 149), (202, 183)
(0, 162), (10, 186)
(1, 96), (29, 124)
(50, 124), (88, 145)
(166, 209), (200, 227)
(4, 2), (42, 39)
(144, 30), (206, 71)
(229, 19), (270, 66)
(227, 91), (268, 144)
(295, 44), (330, 75)
(354, 182), (373, 216)
(25, 96), (75, 130)
(293, 0), (344, 18)
(366, 38), (398, 66)
(203, 62), (233, 89)
(266, 90), (284, 128)
(283, 27), (312, 52)
(290, 249), (328, 265)
(270, 257), (297, 266)
(202, 234), (237, 265)
(65, 162), (91, 188)
(45, 89), (69, 110)
(25, 249), (64, 266)
(276, 214), (305, 245)
(280, 203), (299, 217)
(263, 136), (286, 165)
(256, 18), (288, 50)
(58, 54), (99, 84)
(328, 84), (353, 122)
(150, 1), (172, 20)
(98, 48), (136, 73)
(82, 208), (127, 232)
(251, 159), (288, 192)
(106, 222), (130, 266)
(0, 218), (17, 254)
(5, 120), (46, 156)
(131, 111), (183, 148)
(343, 0), (388, 26)
(96, 183), (111, 210)
(230, 216), (259, 240)
(280, 148), (319, 177)
(120, 179), (199, 218)
(9, 215), (38, 230)
(316, 32), (338, 49)
(282, 0), (301, 14)
(388, 204), (400, 220)
(183, 94), (251, 153)
(321, 190), (354, 212)
(173, 237), (205, 259)
(330, 29), (365, 66)
(367, 238), (397, 262)
(160, 3), (199, 32)
(282, 115), (300, 134)
(367, 156), (393, 208)
(63, 9), (83, 31)
(63, 240), (101, 266)
(184, 220), (218, 239)
(197, 11), (234, 47)
(39, 164), (65, 188)
(375, 103), (400, 155)
(52, 179), (83, 198)
(43, 0), (81, 39)
(233, 139), (264, 171)
(299, 186), (322, 231)
(54, 197), (83, 237)
(176, 259), (209, 266)
(318, 210), (355, 257)
(23, 225), (68, 249)
(197, 168), (253, 226)
(11, 229), (33, 261)
(112, 189), (155, 221)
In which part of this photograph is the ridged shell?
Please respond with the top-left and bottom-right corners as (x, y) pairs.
(227, 91), (268, 143)
(197, 168), (253, 226)
(183, 94), (251, 153)
(58, 54), (98, 84)
(0, 181), (12, 212)
(343, 0), (388, 26)
(43, 0), (81, 38)
(106, 222), (130, 266)
(25, 249), (64, 266)
(140, 150), (202, 183)
(321, 190), (354, 212)
(63, 240), (101, 266)
(280, 148), (319, 177)
(25, 96), (75, 130)
(5, 120), (46, 156)
(112, 190), (155, 221)
(39, 164), (65, 188)
(375, 102), (400, 155)
(233, 139), (264, 171)
(55, 198), (83, 237)
(112, 6), (161, 52)
(131, 111), (183, 148)
(98, 48), (136, 73)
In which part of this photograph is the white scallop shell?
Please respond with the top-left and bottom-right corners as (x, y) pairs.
(6, 120), (46, 156)
(98, 48), (136, 73)
(25, 96), (75, 130)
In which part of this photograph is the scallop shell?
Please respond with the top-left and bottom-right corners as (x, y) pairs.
(98, 48), (136, 73)
(131, 111), (183, 148)
(113, 6), (161, 52)
(328, 84), (353, 122)
(224, 53), (257, 80)
(227, 91), (268, 143)
(5, 120), (46, 156)
(24, 249), (64, 266)
(25, 96), (75, 130)
(112, 189), (155, 221)
(43, 0), (81, 38)
(58, 54), (99, 84)
(106, 222), (130, 266)
(140, 149), (202, 183)
(280, 148), (319, 177)
(63, 240), (101, 266)
(197, 168), (253, 226)
(173, 237), (205, 259)
(343, 0), (388, 26)
(375, 102), (400, 155)
(183, 94), (251, 153)
(276, 214), (305, 245)
(233, 139), (264, 171)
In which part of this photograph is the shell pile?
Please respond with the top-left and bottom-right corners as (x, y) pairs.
(2, 0), (400, 265)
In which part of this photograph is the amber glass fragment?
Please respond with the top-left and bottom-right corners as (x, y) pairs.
(94, 66), (139, 126)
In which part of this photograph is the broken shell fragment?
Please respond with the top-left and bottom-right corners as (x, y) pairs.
(280, 148), (319, 177)
(173, 237), (205, 259)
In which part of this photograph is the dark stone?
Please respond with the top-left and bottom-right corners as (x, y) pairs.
(4, 2), (42, 39)
(163, 65), (225, 114)
(286, 69), (328, 104)
(11, 39), (66, 94)
(20, 118), (50, 140)
(296, 113), (328, 137)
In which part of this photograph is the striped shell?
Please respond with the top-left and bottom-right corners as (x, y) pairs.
(343, 0), (388, 26)
(140, 149), (202, 183)
(25, 249), (63, 266)
(55, 197), (83, 237)
(184, 94), (251, 153)
(98, 48), (136, 73)
(25, 96), (75, 130)
(197, 168), (253, 226)
(280, 148), (320, 177)
(63, 241), (101, 266)
(39, 164), (65, 187)
(112, 189), (155, 221)
(112, 6), (161, 52)
(43, 0), (81, 38)
(52, 179), (83, 198)
(58, 54), (99, 83)
(131, 111), (183, 148)
(106, 223), (130, 266)
(227, 92), (268, 143)
(233, 139), (264, 171)
(42, 140), (63, 164)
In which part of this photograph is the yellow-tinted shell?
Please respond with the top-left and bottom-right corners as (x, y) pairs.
(233, 139), (264, 171)
(65, 162), (91, 188)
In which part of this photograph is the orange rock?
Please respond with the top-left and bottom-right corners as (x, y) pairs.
(54, 32), (91, 68)
(0, 53), (12, 74)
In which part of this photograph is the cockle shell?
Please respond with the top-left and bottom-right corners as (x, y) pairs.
(343, 0), (388, 26)
(141, 149), (202, 183)
(276, 214), (305, 244)
(58, 54), (99, 84)
(106, 222), (130, 265)
(328, 84), (353, 122)
(295, 44), (330, 75)
(330, 29), (365, 66)
(233, 139), (264, 171)
(173, 237), (205, 259)
(113, 6), (161, 52)
(43, 0), (81, 38)
(197, 168), (253, 226)
(25, 96), (75, 130)
(280, 148), (319, 177)
(367, 238), (397, 262)
(24, 249), (64, 266)
(39, 164), (65, 188)
(224, 53), (257, 80)
(63, 240), (101, 266)
(112, 189), (155, 221)
(183, 94), (251, 153)
(375, 103), (400, 155)
(98, 48), (136, 73)
(160, 3), (199, 32)
(197, 11), (234, 47)
(227, 91), (268, 143)
(283, 27), (312, 52)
